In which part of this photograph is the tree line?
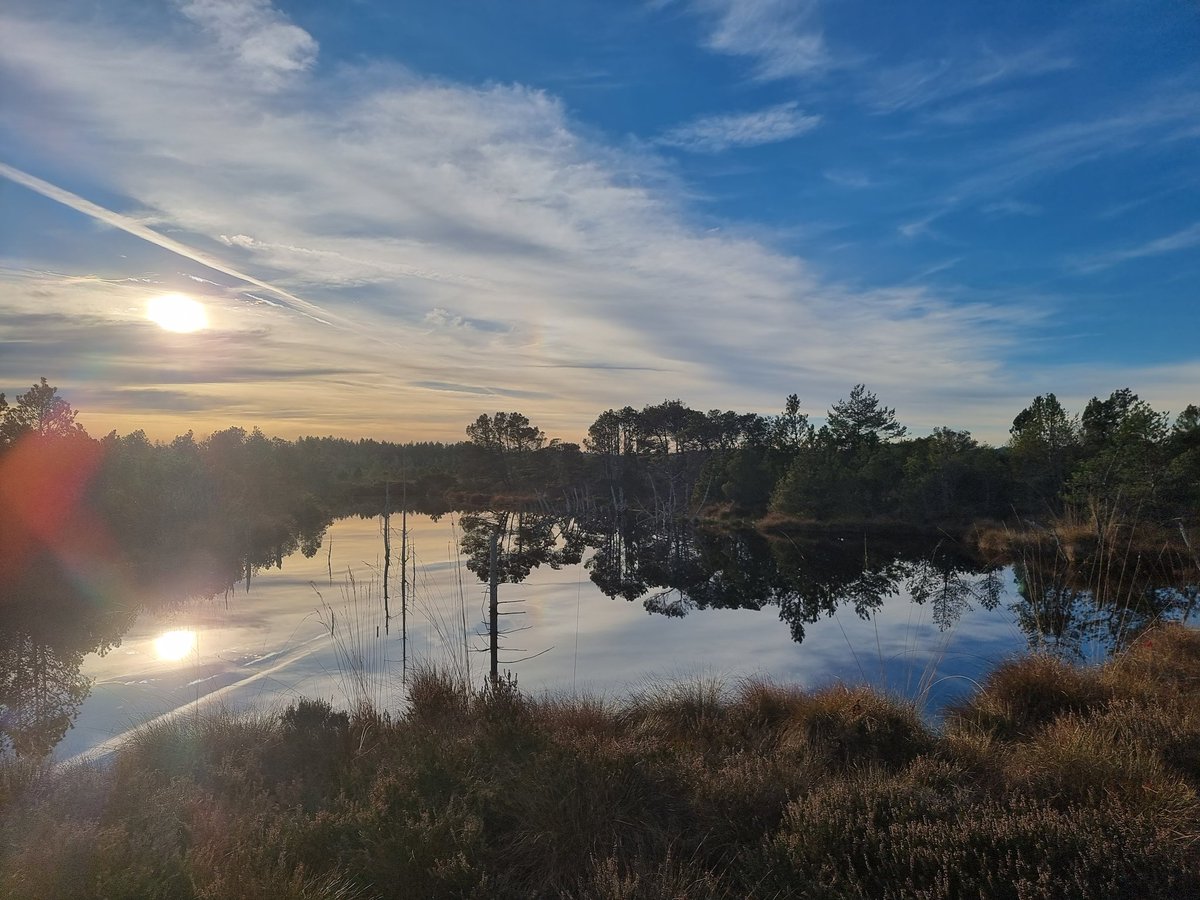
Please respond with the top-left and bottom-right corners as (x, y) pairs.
(2, 379), (1197, 547)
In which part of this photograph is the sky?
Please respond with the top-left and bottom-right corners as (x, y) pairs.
(0, 0), (1197, 445)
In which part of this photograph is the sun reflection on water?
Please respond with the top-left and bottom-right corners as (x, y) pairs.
(154, 629), (197, 662)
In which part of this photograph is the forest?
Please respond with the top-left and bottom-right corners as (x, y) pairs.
(3, 378), (1198, 546)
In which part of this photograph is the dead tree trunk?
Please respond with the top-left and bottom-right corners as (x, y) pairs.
(400, 490), (408, 681)
(382, 481), (391, 633)
(488, 526), (500, 686)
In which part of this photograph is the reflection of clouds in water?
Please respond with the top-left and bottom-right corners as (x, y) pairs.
(64, 515), (1034, 762)
(505, 559), (1012, 704)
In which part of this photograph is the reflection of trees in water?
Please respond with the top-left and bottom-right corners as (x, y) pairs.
(0, 510), (333, 758)
(458, 510), (585, 681)
(0, 634), (91, 757)
(763, 533), (999, 643)
(908, 557), (1004, 632)
(584, 512), (1197, 657)
(0, 559), (134, 757)
(582, 513), (1002, 644)
(459, 511), (583, 585)
(1010, 545), (1199, 659)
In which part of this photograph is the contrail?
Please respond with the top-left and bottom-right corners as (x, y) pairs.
(0, 160), (343, 329)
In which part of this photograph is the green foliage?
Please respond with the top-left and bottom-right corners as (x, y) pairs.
(1008, 392), (1079, 511)
(714, 447), (775, 510)
(899, 427), (1009, 523)
(769, 386), (914, 521)
(771, 392), (810, 453)
(5, 377), (1195, 539)
(0, 377), (84, 447)
(827, 383), (907, 453)
(1067, 389), (1169, 522)
(465, 411), (545, 453)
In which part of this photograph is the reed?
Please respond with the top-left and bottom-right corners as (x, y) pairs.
(313, 570), (391, 715)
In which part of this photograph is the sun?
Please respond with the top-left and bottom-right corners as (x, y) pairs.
(154, 629), (198, 662)
(147, 293), (208, 333)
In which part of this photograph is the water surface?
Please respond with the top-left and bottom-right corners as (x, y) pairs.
(1, 513), (1185, 762)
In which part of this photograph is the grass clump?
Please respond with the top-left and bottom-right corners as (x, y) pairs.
(3, 626), (1200, 898)
(788, 683), (933, 770)
(945, 653), (1113, 740)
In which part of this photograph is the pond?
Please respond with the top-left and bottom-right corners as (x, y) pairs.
(1, 512), (1193, 762)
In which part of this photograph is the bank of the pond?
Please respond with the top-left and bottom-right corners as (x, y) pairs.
(3, 624), (1200, 899)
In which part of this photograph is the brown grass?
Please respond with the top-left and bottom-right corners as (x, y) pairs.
(3, 626), (1200, 898)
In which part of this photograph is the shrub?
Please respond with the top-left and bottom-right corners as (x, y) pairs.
(1104, 623), (1200, 700)
(5, 632), (1200, 899)
(1005, 714), (1198, 821)
(759, 773), (1198, 899)
(624, 676), (727, 747)
(405, 666), (472, 726)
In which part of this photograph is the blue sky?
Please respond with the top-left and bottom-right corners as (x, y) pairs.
(0, 0), (1197, 442)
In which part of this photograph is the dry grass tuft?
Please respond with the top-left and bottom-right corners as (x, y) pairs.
(783, 684), (933, 770)
(404, 665), (473, 726)
(1104, 624), (1200, 697)
(946, 653), (1113, 740)
(3, 627), (1200, 898)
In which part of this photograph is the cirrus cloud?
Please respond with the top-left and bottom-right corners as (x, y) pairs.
(658, 101), (821, 153)
(0, 1), (1069, 443)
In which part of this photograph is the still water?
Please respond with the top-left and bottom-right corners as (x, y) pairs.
(28, 514), (1042, 763)
(13, 509), (1190, 763)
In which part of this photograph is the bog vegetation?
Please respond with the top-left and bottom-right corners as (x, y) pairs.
(1, 377), (1198, 895)
(3, 625), (1200, 898)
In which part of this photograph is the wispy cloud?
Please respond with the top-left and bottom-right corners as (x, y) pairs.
(0, 161), (341, 328)
(176, 0), (317, 89)
(981, 199), (1042, 217)
(955, 93), (1200, 201)
(910, 258), (961, 281)
(683, 0), (828, 80)
(898, 209), (948, 240)
(1073, 222), (1200, 273)
(863, 41), (1073, 115)
(822, 169), (871, 189)
(659, 102), (820, 152)
(411, 381), (555, 400)
(0, 3), (1045, 441)
(886, 87), (1200, 243)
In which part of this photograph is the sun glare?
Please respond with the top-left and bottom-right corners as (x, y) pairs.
(154, 629), (197, 662)
(147, 293), (208, 333)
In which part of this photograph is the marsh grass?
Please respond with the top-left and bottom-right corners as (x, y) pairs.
(975, 510), (1200, 671)
(4, 625), (1200, 898)
(314, 572), (392, 715)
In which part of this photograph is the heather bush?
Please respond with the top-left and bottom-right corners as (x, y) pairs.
(762, 780), (1195, 900)
(3, 627), (1200, 898)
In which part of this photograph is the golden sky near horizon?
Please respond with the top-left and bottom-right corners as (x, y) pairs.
(3, 1), (1198, 447)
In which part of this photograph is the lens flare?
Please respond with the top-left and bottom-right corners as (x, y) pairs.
(154, 629), (197, 661)
(147, 294), (208, 333)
